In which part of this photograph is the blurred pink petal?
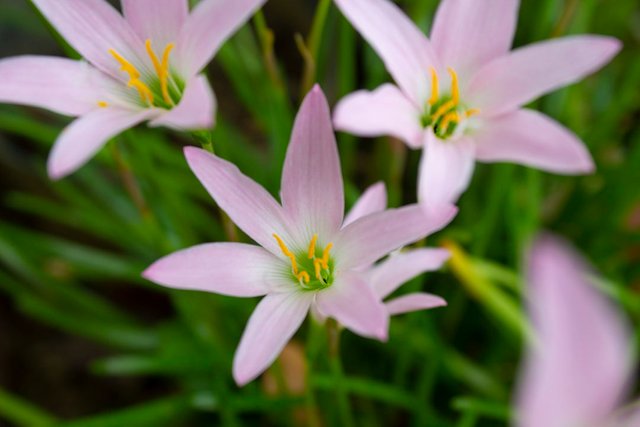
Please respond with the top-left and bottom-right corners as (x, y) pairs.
(516, 235), (632, 427)
(47, 108), (157, 179)
(150, 75), (216, 130)
(343, 182), (388, 227)
(176, 0), (267, 76)
(281, 86), (344, 242)
(333, 84), (425, 148)
(183, 147), (293, 257)
(468, 36), (622, 117)
(431, 0), (518, 80)
(233, 292), (314, 386)
(418, 133), (475, 206)
(0, 57), (110, 116)
(335, 204), (457, 270)
(143, 243), (282, 297)
(122, 0), (188, 48)
(370, 248), (450, 299)
(385, 293), (447, 316)
(333, 0), (439, 105)
(475, 109), (594, 174)
(316, 272), (388, 341)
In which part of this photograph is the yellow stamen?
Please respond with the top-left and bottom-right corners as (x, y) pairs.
(273, 234), (299, 275)
(321, 243), (333, 269)
(431, 99), (457, 124)
(428, 67), (439, 106)
(440, 111), (460, 133)
(465, 108), (481, 118)
(298, 271), (310, 284)
(109, 48), (154, 105)
(308, 234), (318, 259)
(97, 101), (109, 108)
(145, 39), (175, 105)
(129, 79), (154, 105)
(447, 67), (460, 105)
(314, 258), (323, 280)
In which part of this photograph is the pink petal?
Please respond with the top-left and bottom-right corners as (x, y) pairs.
(516, 235), (631, 427)
(370, 248), (450, 299)
(176, 0), (267, 76)
(343, 182), (388, 227)
(430, 0), (519, 80)
(417, 132), (476, 206)
(31, 0), (150, 80)
(0, 56), (114, 116)
(468, 35), (622, 117)
(143, 242), (283, 297)
(316, 272), (388, 341)
(335, 204), (457, 270)
(281, 86), (344, 242)
(474, 109), (594, 174)
(122, 0), (188, 48)
(150, 75), (216, 130)
(183, 147), (293, 257)
(333, 84), (425, 148)
(333, 0), (440, 105)
(48, 108), (156, 180)
(233, 291), (313, 386)
(385, 293), (447, 316)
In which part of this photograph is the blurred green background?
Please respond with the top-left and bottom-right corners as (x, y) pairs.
(0, 0), (639, 426)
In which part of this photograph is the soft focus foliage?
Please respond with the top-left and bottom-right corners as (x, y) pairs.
(0, 0), (638, 426)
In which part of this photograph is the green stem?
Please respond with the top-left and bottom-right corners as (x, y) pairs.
(297, 0), (332, 96)
(111, 142), (152, 221)
(326, 320), (356, 427)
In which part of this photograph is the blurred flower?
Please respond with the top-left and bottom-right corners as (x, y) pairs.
(0, 0), (266, 179)
(143, 86), (457, 386)
(516, 234), (638, 427)
(333, 0), (621, 206)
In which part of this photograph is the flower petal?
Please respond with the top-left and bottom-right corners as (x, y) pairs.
(183, 147), (293, 256)
(281, 86), (344, 243)
(385, 293), (447, 316)
(0, 56), (113, 116)
(468, 35), (622, 117)
(176, 0), (267, 76)
(516, 235), (631, 427)
(333, 84), (425, 148)
(333, 0), (439, 104)
(233, 291), (313, 386)
(343, 182), (388, 227)
(122, 0), (188, 48)
(31, 0), (150, 80)
(370, 248), (450, 299)
(474, 109), (594, 174)
(417, 132), (476, 206)
(316, 272), (388, 340)
(430, 0), (519, 79)
(48, 108), (156, 180)
(150, 75), (216, 130)
(335, 204), (457, 270)
(143, 242), (283, 297)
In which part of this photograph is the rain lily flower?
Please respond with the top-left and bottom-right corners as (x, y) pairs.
(516, 235), (638, 427)
(143, 86), (457, 386)
(333, 0), (621, 206)
(0, 0), (266, 179)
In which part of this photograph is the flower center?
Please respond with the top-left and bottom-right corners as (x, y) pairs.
(421, 67), (479, 140)
(100, 39), (184, 109)
(273, 233), (334, 291)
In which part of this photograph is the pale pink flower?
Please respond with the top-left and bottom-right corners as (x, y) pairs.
(516, 235), (637, 427)
(0, 0), (266, 179)
(143, 86), (456, 386)
(333, 0), (621, 206)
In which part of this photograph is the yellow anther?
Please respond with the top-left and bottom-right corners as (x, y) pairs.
(109, 49), (141, 80)
(447, 67), (460, 105)
(431, 99), (457, 124)
(97, 101), (109, 108)
(465, 108), (481, 118)
(440, 111), (460, 133)
(297, 271), (310, 284)
(308, 234), (318, 259)
(145, 39), (175, 105)
(428, 67), (439, 106)
(314, 259), (323, 280)
(273, 234), (299, 275)
(321, 243), (333, 269)
(128, 79), (154, 105)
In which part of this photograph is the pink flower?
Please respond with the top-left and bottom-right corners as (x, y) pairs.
(0, 0), (266, 179)
(333, 0), (621, 206)
(143, 86), (457, 386)
(516, 235), (637, 427)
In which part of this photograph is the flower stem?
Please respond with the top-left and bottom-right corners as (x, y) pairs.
(296, 0), (332, 97)
(326, 319), (356, 427)
(110, 142), (151, 220)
